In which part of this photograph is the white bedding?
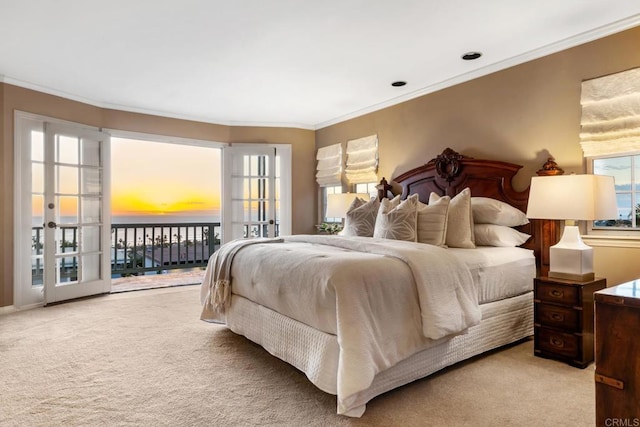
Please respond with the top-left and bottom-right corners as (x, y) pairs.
(200, 235), (532, 416)
(201, 234), (483, 415)
(448, 246), (535, 304)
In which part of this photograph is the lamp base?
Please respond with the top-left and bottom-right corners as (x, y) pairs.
(548, 225), (595, 282)
(548, 270), (595, 282)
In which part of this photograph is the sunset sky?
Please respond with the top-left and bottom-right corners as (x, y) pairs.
(111, 137), (221, 217)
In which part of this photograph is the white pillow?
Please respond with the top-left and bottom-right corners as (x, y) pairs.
(343, 196), (380, 237)
(430, 188), (475, 249)
(417, 196), (450, 247)
(373, 194), (418, 241)
(471, 197), (529, 227)
(474, 224), (531, 247)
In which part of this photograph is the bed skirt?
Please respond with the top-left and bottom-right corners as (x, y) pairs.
(225, 291), (533, 417)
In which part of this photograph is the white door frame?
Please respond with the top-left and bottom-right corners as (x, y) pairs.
(221, 143), (291, 243)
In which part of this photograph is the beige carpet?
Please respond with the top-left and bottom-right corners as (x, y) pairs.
(0, 286), (595, 426)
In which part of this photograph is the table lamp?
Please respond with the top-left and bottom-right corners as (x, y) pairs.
(326, 193), (370, 220)
(526, 174), (617, 281)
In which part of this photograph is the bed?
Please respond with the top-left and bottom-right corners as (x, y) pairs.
(200, 148), (557, 417)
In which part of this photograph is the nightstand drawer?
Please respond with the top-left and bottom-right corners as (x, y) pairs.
(536, 303), (579, 330)
(536, 328), (579, 359)
(535, 282), (579, 306)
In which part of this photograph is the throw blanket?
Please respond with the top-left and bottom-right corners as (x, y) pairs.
(200, 237), (283, 322)
(284, 235), (481, 340)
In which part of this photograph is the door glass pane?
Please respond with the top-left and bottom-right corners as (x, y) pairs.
(250, 201), (259, 221)
(32, 222), (45, 256)
(82, 226), (100, 252)
(81, 139), (101, 167)
(242, 156), (249, 175)
(250, 178), (259, 198)
(32, 163), (44, 193)
(56, 135), (79, 164)
(31, 255), (44, 286)
(250, 156), (258, 175)
(81, 168), (101, 195)
(56, 256), (78, 284)
(56, 165), (79, 194)
(32, 195), (44, 227)
(82, 254), (101, 282)
(82, 197), (101, 223)
(635, 192), (640, 227)
(31, 131), (44, 162)
(58, 196), (78, 224)
(57, 226), (78, 255)
(259, 155), (268, 175)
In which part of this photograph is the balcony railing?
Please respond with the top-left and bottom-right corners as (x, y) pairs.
(31, 222), (221, 281)
(111, 222), (221, 277)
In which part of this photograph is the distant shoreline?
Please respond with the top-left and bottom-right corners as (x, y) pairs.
(112, 214), (220, 224)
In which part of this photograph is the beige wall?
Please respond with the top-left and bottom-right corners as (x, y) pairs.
(3, 26), (640, 307)
(316, 26), (640, 286)
(0, 85), (316, 307)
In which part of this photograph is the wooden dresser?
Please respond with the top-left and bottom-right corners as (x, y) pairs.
(595, 280), (640, 424)
(534, 276), (606, 368)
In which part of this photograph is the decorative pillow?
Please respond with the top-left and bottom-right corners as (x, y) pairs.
(474, 224), (531, 247)
(373, 194), (418, 241)
(471, 197), (529, 227)
(430, 188), (475, 249)
(416, 196), (450, 246)
(342, 196), (379, 237)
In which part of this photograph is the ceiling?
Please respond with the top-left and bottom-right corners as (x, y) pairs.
(1, 1), (640, 130)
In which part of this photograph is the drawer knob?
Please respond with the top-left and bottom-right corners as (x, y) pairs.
(550, 313), (564, 322)
(550, 337), (565, 348)
(549, 289), (564, 298)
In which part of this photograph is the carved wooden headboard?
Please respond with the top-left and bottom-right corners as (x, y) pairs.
(377, 148), (560, 276)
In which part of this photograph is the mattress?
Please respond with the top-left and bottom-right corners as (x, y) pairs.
(230, 241), (535, 330)
(448, 246), (535, 304)
(226, 291), (534, 416)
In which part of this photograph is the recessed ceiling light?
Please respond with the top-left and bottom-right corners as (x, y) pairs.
(462, 52), (482, 60)
(391, 81), (407, 87)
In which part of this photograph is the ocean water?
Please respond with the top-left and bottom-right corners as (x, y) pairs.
(112, 214), (220, 225)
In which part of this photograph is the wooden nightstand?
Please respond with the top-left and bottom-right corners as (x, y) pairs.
(534, 276), (606, 368)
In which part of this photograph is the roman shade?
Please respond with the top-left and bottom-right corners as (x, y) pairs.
(316, 143), (342, 186)
(345, 134), (378, 184)
(580, 67), (640, 157)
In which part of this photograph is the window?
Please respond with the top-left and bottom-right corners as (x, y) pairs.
(580, 67), (640, 235)
(591, 155), (640, 230)
(354, 182), (378, 199)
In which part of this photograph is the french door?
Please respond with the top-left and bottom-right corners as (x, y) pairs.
(15, 113), (111, 306)
(222, 144), (291, 243)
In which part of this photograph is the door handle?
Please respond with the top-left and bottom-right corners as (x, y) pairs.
(269, 220), (274, 225)
(47, 221), (57, 229)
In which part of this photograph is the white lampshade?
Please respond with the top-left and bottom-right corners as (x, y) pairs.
(526, 174), (618, 220)
(326, 193), (369, 218)
(526, 174), (617, 282)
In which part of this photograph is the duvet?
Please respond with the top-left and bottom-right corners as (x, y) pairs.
(200, 235), (481, 414)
